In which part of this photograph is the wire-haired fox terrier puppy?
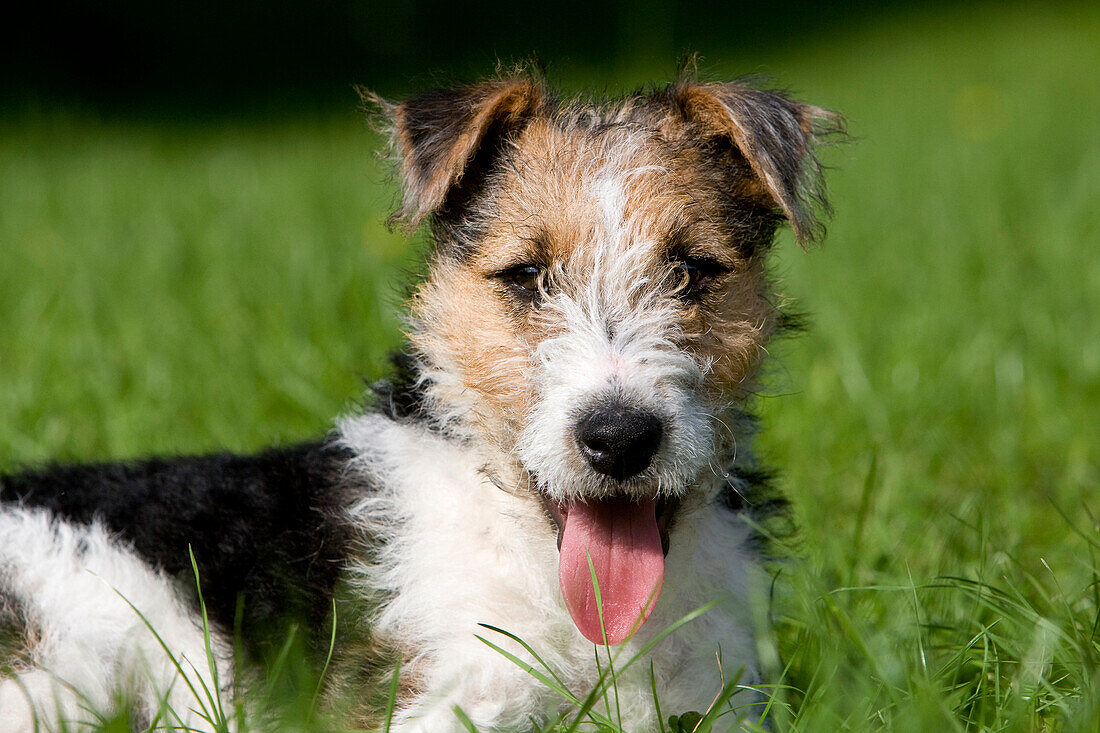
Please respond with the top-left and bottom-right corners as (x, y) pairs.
(0, 67), (839, 731)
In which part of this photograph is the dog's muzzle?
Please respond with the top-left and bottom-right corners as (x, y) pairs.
(573, 402), (663, 480)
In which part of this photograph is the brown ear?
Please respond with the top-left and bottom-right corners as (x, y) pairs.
(365, 78), (547, 231)
(668, 79), (842, 244)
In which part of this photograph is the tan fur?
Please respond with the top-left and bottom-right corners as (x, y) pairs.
(0, 591), (38, 675)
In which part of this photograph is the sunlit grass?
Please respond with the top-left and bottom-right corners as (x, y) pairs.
(1, 2), (1097, 730)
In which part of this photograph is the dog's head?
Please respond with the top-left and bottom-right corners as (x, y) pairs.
(370, 69), (838, 644)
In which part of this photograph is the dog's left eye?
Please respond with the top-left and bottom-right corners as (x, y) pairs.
(493, 264), (546, 303)
(671, 257), (731, 298)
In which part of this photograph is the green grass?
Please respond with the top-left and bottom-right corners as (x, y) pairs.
(2, 2), (1098, 730)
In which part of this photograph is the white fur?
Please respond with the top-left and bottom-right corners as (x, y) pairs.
(339, 413), (762, 731)
(0, 508), (232, 732)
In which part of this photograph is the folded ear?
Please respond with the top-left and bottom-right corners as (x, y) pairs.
(365, 78), (548, 231)
(667, 79), (843, 244)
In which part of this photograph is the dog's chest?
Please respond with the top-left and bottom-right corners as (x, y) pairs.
(342, 414), (576, 648)
(340, 414), (761, 730)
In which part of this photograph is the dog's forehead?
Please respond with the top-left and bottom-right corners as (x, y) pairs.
(476, 118), (728, 266)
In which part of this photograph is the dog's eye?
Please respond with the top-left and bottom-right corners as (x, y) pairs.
(671, 257), (731, 298)
(493, 264), (546, 303)
(508, 266), (541, 291)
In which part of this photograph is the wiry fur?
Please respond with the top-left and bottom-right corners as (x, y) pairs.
(0, 66), (837, 731)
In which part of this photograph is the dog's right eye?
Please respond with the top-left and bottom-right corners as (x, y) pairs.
(492, 264), (546, 303)
(669, 256), (731, 299)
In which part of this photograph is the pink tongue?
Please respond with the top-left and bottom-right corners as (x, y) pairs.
(557, 497), (664, 645)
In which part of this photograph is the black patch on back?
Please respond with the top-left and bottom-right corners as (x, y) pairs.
(0, 441), (357, 655)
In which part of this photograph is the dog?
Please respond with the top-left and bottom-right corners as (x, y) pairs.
(0, 67), (838, 731)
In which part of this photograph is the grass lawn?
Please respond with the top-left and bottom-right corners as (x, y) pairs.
(1, 2), (1098, 730)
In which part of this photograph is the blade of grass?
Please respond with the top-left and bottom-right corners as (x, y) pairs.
(452, 704), (480, 732)
(849, 449), (879, 572)
(188, 546), (228, 727)
(651, 659), (668, 733)
(592, 644), (614, 725)
(585, 550), (622, 729)
(309, 597), (339, 717)
(382, 662), (401, 733)
(474, 634), (581, 704)
(563, 654), (617, 733)
(612, 598), (725, 680)
(478, 623), (576, 699)
(692, 667), (745, 733)
(266, 625), (301, 685)
(105, 584), (216, 729)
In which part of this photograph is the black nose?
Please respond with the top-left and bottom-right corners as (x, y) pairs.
(574, 404), (663, 480)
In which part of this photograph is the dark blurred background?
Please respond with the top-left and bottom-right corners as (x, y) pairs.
(3, 0), (947, 114)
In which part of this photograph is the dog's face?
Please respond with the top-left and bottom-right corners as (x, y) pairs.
(375, 74), (834, 644)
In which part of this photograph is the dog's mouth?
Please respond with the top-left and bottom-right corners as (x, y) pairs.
(540, 492), (679, 645)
